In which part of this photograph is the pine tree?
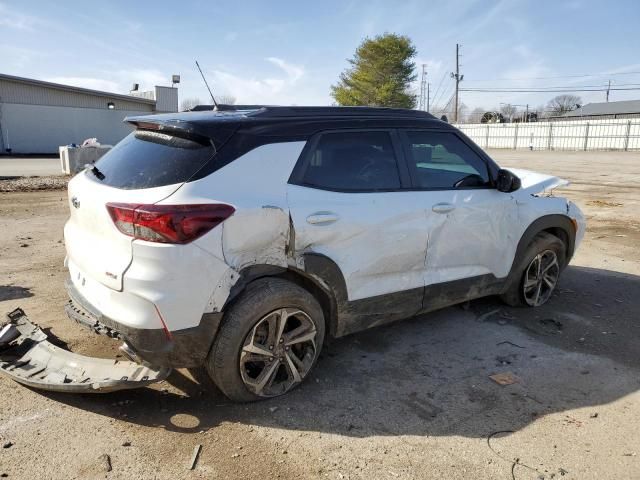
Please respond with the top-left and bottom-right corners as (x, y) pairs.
(331, 33), (418, 109)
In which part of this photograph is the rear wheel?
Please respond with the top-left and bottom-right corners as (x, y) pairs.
(206, 278), (325, 402)
(501, 232), (566, 307)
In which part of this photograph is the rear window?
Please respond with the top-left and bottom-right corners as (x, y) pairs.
(90, 130), (215, 189)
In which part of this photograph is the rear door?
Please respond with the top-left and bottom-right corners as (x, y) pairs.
(399, 129), (519, 286)
(64, 129), (216, 291)
(287, 130), (428, 311)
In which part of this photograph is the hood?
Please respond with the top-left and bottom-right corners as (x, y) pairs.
(507, 168), (569, 195)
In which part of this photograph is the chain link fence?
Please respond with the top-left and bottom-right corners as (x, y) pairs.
(454, 118), (640, 151)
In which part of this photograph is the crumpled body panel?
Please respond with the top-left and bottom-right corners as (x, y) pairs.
(0, 309), (170, 393)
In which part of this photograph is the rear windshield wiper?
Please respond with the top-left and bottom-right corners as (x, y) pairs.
(85, 164), (105, 181)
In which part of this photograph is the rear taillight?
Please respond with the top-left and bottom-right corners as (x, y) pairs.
(106, 203), (235, 244)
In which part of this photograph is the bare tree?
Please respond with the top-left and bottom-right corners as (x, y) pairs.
(534, 104), (548, 119)
(499, 104), (517, 122)
(180, 97), (203, 111)
(547, 95), (582, 116)
(216, 94), (236, 105)
(446, 102), (468, 123)
(469, 107), (486, 123)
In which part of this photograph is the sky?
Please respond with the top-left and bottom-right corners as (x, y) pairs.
(2, 0), (640, 116)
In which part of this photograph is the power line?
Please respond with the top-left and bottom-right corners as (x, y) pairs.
(467, 71), (640, 82)
(462, 82), (640, 90)
(461, 86), (640, 93)
(432, 80), (454, 113)
(430, 67), (449, 109)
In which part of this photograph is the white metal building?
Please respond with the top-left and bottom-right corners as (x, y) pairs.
(0, 73), (178, 154)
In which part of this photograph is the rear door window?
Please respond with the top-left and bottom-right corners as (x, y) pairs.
(299, 131), (401, 191)
(90, 130), (215, 189)
(402, 131), (491, 189)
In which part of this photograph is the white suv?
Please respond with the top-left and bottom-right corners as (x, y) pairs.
(1, 106), (585, 401)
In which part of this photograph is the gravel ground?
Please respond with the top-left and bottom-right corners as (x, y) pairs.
(0, 176), (69, 192)
(0, 150), (639, 479)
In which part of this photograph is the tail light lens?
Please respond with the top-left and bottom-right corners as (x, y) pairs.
(106, 203), (235, 244)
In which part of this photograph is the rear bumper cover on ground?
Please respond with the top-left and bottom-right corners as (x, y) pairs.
(65, 279), (223, 368)
(0, 308), (170, 393)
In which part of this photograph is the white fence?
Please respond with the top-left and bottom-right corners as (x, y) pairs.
(454, 118), (640, 151)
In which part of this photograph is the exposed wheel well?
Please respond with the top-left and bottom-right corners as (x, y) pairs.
(225, 266), (338, 338)
(274, 270), (337, 337)
(539, 227), (571, 267)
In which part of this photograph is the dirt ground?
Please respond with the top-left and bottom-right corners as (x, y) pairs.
(1, 150), (639, 480)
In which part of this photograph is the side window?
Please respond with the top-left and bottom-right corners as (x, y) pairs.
(404, 131), (490, 189)
(301, 131), (401, 191)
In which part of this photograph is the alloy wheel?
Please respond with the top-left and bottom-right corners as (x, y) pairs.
(239, 308), (318, 397)
(523, 249), (560, 306)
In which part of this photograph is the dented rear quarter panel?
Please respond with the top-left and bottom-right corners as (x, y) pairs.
(154, 141), (306, 325)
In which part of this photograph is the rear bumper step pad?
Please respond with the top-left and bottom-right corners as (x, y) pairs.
(0, 308), (171, 393)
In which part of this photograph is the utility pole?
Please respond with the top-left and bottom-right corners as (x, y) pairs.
(427, 82), (430, 113)
(606, 79), (611, 102)
(451, 44), (464, 122)
(419, 64), (427, 110)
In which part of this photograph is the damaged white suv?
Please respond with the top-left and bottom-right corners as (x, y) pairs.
(1, 106), (585, 401)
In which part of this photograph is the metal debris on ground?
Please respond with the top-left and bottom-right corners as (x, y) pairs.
(497, 341), (525, 349)
(476, 308), (501, 323)
(189, 444), (202, 470)
(489, 372), (520, 386)
(2, 442), (14, 449)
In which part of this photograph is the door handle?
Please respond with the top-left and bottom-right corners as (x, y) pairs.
(432, 202), (456, 214)
(306, 212), (339, 225)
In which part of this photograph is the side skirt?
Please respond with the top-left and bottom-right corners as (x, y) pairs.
(337, 274), (505, 337)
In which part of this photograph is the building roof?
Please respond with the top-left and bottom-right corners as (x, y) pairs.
(0, 72), (156, 105)
(563, 99), (640, 117)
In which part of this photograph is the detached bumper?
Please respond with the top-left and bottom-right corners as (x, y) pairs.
(65, 279), (223, 368)
(0, 309), (170, 393)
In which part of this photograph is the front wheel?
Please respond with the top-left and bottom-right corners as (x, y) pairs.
(206, 278), (325, 402)
(501, 232), (566, 307)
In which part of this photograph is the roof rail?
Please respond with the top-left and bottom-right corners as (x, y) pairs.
(189, 104), (435, 119)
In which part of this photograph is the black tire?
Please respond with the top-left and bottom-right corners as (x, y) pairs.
(501, 232), (566, 307)
(206, 277), (325, 402)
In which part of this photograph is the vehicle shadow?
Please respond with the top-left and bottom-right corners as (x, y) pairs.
(43, 265), (640, 439)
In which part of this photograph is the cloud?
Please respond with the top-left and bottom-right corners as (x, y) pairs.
(266, 57), (304, 83)
(224, 31), (239, 42)
(44, 76), (121, 93)
(0, 3), (39, 31)
(44, 69), (169, 94)
(209, 57), (306, 105)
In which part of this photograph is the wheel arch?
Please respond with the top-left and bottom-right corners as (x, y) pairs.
(223, 256), (343, 338)
(504, 214), (576, 291)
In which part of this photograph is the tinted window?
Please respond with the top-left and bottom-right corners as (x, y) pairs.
(90, 130), (215, 189)
(301, 131), (401, 191)
(404, 131), (490, 189)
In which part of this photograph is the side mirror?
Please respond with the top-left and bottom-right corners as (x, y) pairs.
(496, 169), (521, 192)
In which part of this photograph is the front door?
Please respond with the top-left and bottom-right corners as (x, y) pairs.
(399, 129), (519, 287)
(287, 130), (429, 328)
